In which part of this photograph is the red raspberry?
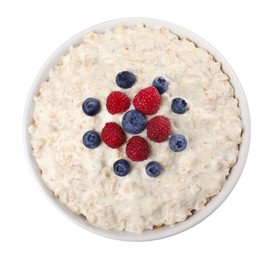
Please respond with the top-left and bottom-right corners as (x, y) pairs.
(126, 136), (150, 161)
(133, 86), (160, 115)
(101, 122), (126, 148)
(106, 91), (130, 114)
(147, 116), (171, 142)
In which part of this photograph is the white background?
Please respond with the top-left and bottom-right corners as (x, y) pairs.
(0, 0), (273, 259)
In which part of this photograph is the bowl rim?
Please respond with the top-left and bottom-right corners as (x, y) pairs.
(23, 17), (251, 241)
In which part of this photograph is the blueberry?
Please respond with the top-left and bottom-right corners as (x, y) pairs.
(168, 134), (187, 152)
(82, 130), (101, 149)
(116, 71), (136, 89)
(122, 110), (147, 134)
(152, 76), (168, 94)
(82, 98), (100, 116)
(171, 98), (187, 114)
(146, 161), (162, 177)
(113, 159), (130, 177)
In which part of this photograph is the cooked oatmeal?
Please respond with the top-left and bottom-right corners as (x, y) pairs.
(29, 24), (242, 233)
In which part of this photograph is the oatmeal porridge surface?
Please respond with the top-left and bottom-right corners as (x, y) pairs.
(29, 24), (242, 233)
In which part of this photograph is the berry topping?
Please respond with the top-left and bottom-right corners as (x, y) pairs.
(82, 98), (100, 116)
(82, 130), (101, 149)
(101, 122), (126, 148)
(152, 76), (168, 94)
(126, 136), (150, 161)
(145, 161), (162, 177)
(116, 71), (136, 89)
(168, 134), (187, 152)
(113, 159), (130, 177)
(122, 110), (147, 134)
(171, 98), (188, 114)
(147, 116), (171, 142)
(82, 73), (190, 176)
(106, 91), (130, 114)
(133, 86), (161, 115)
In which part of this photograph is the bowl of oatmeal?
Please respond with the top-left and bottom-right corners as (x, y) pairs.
(23, 17), (250, 241)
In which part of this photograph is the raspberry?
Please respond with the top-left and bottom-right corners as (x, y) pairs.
(126, 136), (150, 161)
(133, 86), (161, 115)
(147, 116), (171, 142)
(106, 91), (130, 114)
(101, 122), (126, 148)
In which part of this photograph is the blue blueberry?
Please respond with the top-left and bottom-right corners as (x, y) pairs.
(113, 159), (130, 177)
(116, 71), (136, 89)
(122, 110), (147, 134)
(168, 134), (187, 152)
(146, 161), (162, 177)
(82, 130), (101, 149)
(171, 98), (187, 114)
(152, 76), (168, 94)
(82, 98), (100, 116)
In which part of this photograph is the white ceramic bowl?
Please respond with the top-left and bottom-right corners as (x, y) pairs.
(23, 17), (250, 241)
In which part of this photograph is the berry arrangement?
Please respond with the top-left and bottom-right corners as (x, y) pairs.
(82, 71), (188, 177)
